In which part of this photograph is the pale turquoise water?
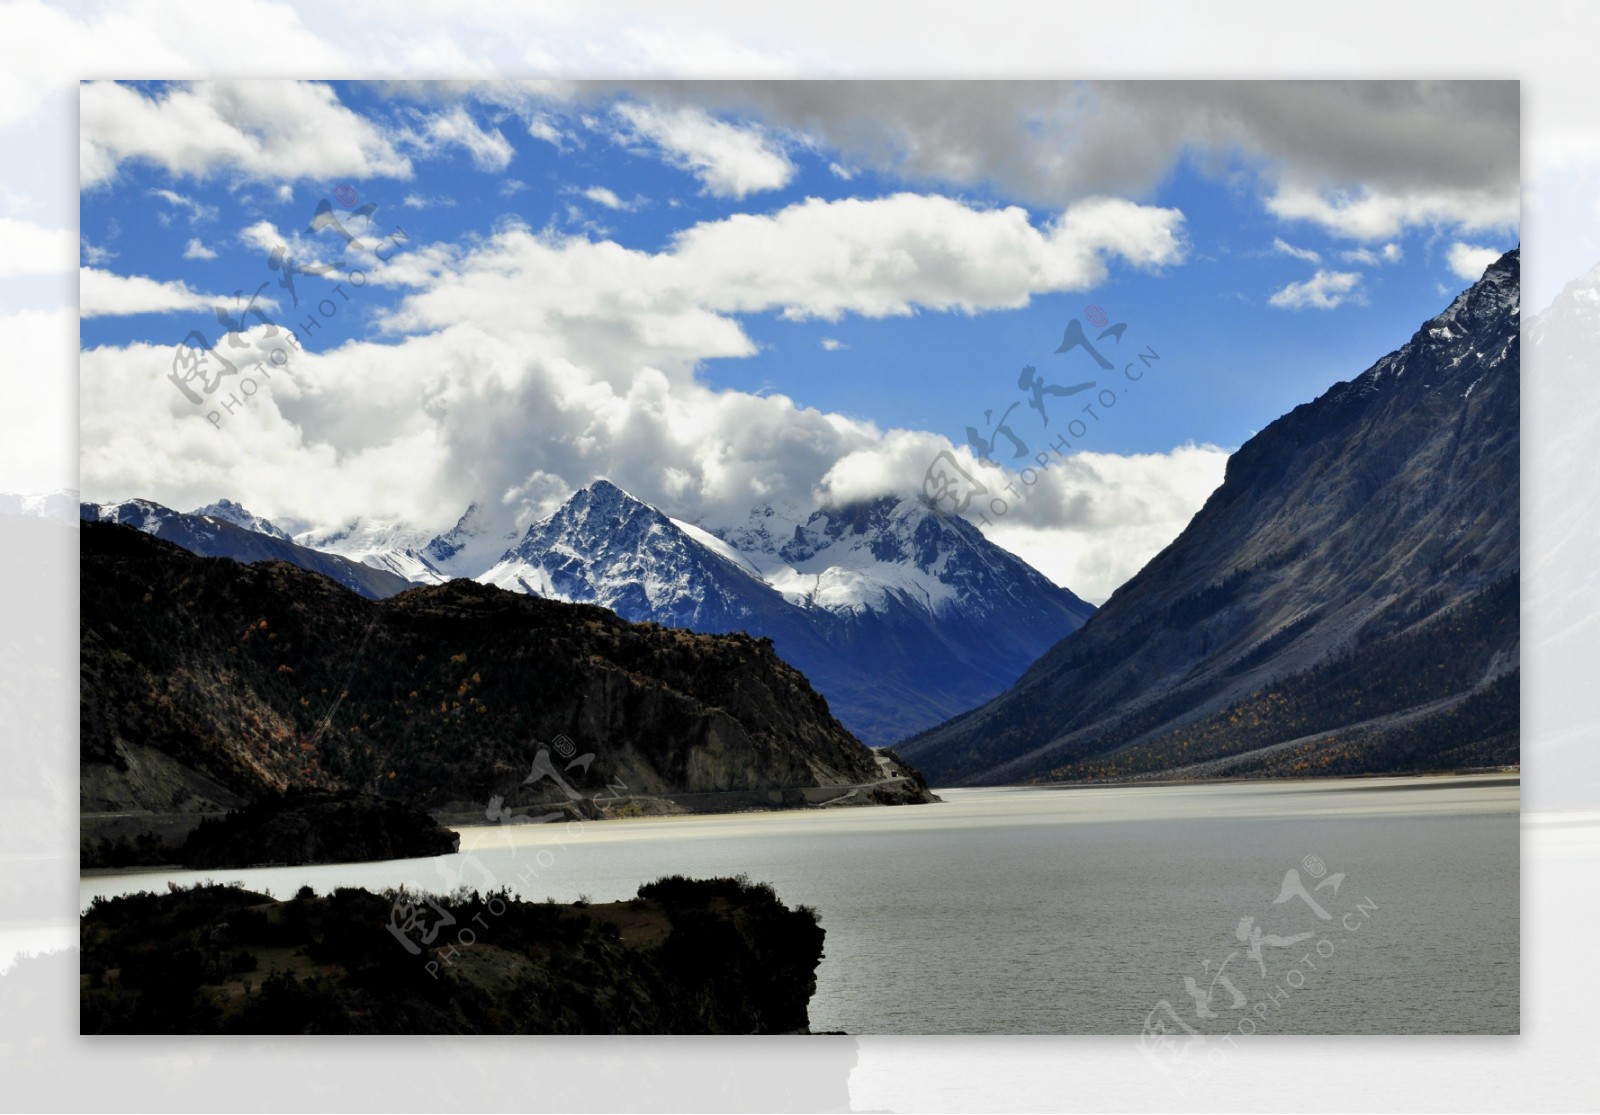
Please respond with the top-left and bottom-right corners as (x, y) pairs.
(79, 775), (1519, 1034)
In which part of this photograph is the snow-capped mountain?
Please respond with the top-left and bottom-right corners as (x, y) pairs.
(480, 480), (796, 627)
(189, 498), (292, 542)
(479, 479), (1094, 746)
(80, 498), (413, 600)
(294, 517), (448, 585)
(117, 479), (1095, 746)
(422, 501), (525, 579)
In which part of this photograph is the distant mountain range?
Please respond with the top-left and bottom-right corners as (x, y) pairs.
(79, 498), (412, 601)
(77, 482), (1094, 748)
(901, 249), (1522, 784)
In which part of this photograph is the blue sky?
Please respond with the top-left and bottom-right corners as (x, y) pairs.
(77, 80), (1520, 600)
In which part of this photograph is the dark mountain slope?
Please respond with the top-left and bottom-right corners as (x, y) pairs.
(901, 249), (1520, 784)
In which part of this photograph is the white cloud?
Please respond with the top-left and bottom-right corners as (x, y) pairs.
(81, 238), (117, 265)
(402, 193), (456, 210)
(499, 179), (528, 197)
(820, 337), (847, 351)
(1272, 237), (1321, 264)
(275, 184), (294, 204)
(80, 80), (412, 189)
(828, 162), (855, 181)
(406, 105), (514, 172)
(620, 81), (1516, 239)
(0, 217), (76, 277)
(1266, 181), (1517, 241)
(580, 185), (640, 211)
(148, 188), (217, 225)
(810, 436), (1230, 603)
(1447, 241), (1504, 281)
(612, 101), (794, 198)
(182, 237), (217, 260)
(380, 193), (1187, 346)
(1267, 269), (1364, 310)
(526, 113), (568, 147)
(80, 188), (1190, 582)
(79, 267), (275, 317)
(1339, 241), (1404, 265)
(979, 445), (1232, 604)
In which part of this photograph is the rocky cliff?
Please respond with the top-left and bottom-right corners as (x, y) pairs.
(81, 521), (936, 816)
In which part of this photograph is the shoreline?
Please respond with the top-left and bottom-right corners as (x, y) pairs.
(987, 766), (1520, 792)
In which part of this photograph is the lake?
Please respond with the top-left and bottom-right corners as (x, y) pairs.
(79, 774), (1519, 1034)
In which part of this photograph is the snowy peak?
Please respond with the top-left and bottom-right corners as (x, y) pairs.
(190, 498), (292, 542)
(295, 516), (447, 585)
(481, 480), (760, 625)
(714, 492), (1078, 619)
(422, 500), (523, 578)
(1366, 247), (1519, 391)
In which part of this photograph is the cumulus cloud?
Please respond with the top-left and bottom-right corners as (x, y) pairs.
(1446, 241), (1504, 281)
(0, 217), (75, 277)
(820, 337), (847, 351)
(182, 237), (216, 260)
(80, 80), (412, 189)
(1267, 269), (1364, 310)
(79, 313), (1225, 601)
(375, 193), (1187, 386)
(79, 266), (273, 317)
(611, 100), (795, 198)
(980, 445), (1231, 603)
(80, 186), (1194, 596)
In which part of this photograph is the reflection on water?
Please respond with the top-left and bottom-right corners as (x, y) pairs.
(79, 775), (1518, 1034)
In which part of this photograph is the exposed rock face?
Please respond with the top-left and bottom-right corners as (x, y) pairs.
(79, 876), (826, 1034)
(81, 521), (936, 816)
(902, 250), (1520, 784)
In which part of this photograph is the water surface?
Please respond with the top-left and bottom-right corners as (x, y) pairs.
(80, 775), (1519, 1034)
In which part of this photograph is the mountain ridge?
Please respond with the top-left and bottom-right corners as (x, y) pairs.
(900, 248), (1521, 784)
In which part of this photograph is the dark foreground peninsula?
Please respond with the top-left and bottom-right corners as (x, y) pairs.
(83, 790), (460, 870)
(80, 876), (826, 1034)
